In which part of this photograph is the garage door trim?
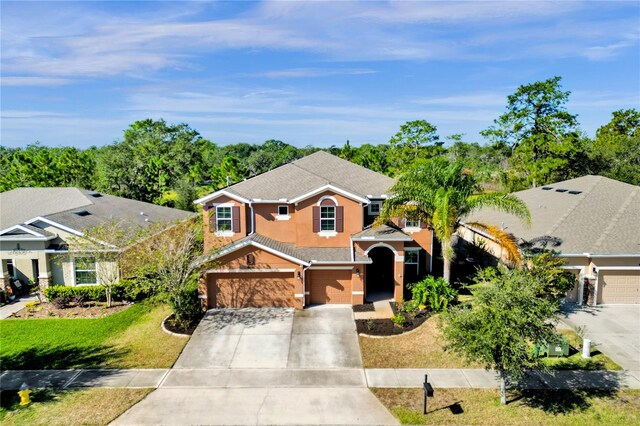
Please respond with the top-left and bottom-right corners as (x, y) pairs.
(207, 268), (296, 273)
(596, 267), (640, 305)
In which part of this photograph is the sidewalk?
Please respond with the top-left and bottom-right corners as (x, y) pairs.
(2, 368), (638, 390)
(365, 368), (640, 389)
(0, 295), (38, 319)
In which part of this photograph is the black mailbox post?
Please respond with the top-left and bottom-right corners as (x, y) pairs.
(423, 374), (434, 414)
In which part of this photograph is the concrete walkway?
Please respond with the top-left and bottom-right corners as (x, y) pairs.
(3, 368), (638, 391)
(365, 368), (640, 389)
(0, 295), (38, 319)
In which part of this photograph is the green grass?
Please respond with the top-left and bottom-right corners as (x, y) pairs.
(0, 303), (189, 370)
(540, 330), (622, 371)
(0, 388), (152, 426)
(372, 388), (640, 425)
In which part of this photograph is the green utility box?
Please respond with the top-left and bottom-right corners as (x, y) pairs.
(535, 338), (570, 357)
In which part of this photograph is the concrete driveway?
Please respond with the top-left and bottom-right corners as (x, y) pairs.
(561, 304), (640, 371)
(113, 306), (397, 425)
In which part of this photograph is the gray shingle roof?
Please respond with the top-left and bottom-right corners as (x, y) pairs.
(0, 187), (195, 233)
(463, 176), (640, 255)
(204, 233), (371, 265)
(0, 224), (56, 239)
(352, 224), (413, 241)
(213, 151), (395, 202)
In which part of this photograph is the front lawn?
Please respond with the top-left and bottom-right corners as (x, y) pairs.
(0, 388), (151, 426)
(0, 303), (189, 370)
(359, 315), (476, 369)
(372, 388), (640, 425)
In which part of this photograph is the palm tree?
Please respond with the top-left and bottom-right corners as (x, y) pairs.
(379, 157), (531, 283)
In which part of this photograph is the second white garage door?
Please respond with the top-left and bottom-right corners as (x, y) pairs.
(600, 270), (640, 304)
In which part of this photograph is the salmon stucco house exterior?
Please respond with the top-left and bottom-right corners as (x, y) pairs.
(195, 151), (435, 309)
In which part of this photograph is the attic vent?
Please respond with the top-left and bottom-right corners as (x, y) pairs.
(555, 188), (568, 193)
(88, 192), (102, 198)
(542, 186), (553, 190)
(73, 209), (91, 216)
(568, 190), (582, 195)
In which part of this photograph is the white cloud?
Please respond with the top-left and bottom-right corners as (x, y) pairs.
(250, 68), (378, 78)
(1, 77), (73, 86)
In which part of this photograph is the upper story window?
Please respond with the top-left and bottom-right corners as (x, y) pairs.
(75, 256), (97, 285)
(278, 205), (289, 216)
(217, 206), (232, 232)
(404, 218), (420, 229)
(404, 249), (419, 273)
(368, 201), (382, 215)
(320, 206), (336, 231)
(313, 197), (343, 235)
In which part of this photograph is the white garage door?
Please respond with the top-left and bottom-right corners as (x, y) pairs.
(600, 270), (640, 304)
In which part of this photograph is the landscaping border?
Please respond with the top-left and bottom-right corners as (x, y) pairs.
(161, 314), (190, 338)
(358, 316), (432, 339)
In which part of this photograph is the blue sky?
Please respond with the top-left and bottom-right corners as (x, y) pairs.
(1, 1), (639, 149)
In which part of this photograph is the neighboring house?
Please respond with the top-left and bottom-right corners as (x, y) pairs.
(460, 176), (640, 305)
(0, 187), (195, 292)
(195, 151), (435, 309)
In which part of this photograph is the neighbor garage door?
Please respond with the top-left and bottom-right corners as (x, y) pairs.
(310, 269), (352, 304)
(600, 270), (640, 304)
(208, 272), (295, 308)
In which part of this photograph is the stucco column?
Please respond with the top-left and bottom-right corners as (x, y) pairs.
(198, 274), (208, 311)
(294, 267), (304, 309)
(0, 259), (10, 292)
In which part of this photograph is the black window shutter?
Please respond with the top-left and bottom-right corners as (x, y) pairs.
(336, 206), (344, 232)
(312, 206), (320, 232)
(232, 206), (241, 233)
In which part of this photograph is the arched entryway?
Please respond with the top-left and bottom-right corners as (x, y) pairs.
(365, 246), (395, 302)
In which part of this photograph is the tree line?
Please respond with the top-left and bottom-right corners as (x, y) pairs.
(1, 76), (638, 210)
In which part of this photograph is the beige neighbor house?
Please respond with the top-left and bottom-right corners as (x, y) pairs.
(195, 151), (436, 309)
(0, 188), (195, 293)
(460, 175), (640, 305)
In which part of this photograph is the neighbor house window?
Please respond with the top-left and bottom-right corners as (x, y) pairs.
(216, 206), (232, 232)
(405, 250), (419, 273)
(278, 205), (289, 216)
(405, 218), (420, 228)
(75, 257), (97, 285)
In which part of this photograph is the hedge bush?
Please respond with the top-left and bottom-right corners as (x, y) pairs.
(44, 283), (127, 303)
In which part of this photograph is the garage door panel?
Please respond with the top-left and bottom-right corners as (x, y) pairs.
(601, 271), (640, 304)
(310, 270), (352, 304)
(209, 272), (294, 308)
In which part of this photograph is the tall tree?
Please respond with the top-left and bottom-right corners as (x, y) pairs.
(441, 266), (562, 404)
(379, 157), (531, 283)
(482, 76), (579, 188)
(589, 109), (640, 185)
(94, 119), (206, 203)
(387, 120), (443, 175)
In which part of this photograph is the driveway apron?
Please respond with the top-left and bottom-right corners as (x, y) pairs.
(113, 306), (397, 425)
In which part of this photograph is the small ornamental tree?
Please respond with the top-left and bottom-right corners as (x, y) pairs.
(65, 221), (142, 307)
(440, 266), (562, 405)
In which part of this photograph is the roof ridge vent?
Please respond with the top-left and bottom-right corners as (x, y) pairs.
(541, 186), (553, 190)
(555, 188), (568, 193)
(568, 190), (582, 195)
(73, 209), (91, 216)
(88, 192), (103, 198)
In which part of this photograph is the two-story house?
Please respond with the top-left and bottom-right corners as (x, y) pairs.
(195, 151), (435, 309)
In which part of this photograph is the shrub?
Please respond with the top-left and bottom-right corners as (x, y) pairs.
(73, 294), (87, 308)
(391, 313), (406, 327)
(44, 283), (129, 304)
(168, 280), (202, 330)
(25, 301), (40, 310)
(51, 296), (71, 309)
(407, 276), (458, 312)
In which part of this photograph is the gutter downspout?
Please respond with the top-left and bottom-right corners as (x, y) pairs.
(249, 200), (255, 235)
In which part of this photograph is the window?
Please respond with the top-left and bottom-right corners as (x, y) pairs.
(216, 206), (232, 232)
(246, 254), (255, 266)
(278, 205), (289, 216)
(75, 257), (97, 285)
(405, 218), (420, 228)
(320, 206), (336, 231)
(368, 201), (382, 215)
(405, 250), (419, 273)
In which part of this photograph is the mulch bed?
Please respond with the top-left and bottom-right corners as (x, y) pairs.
(352, 303), (375, 312)
(9, 301), (130, 319)
(356, 312), (430, 336)
(163, 313), (203, 336)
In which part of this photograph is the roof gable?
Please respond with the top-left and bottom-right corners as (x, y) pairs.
(195, 152), (395, 205)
